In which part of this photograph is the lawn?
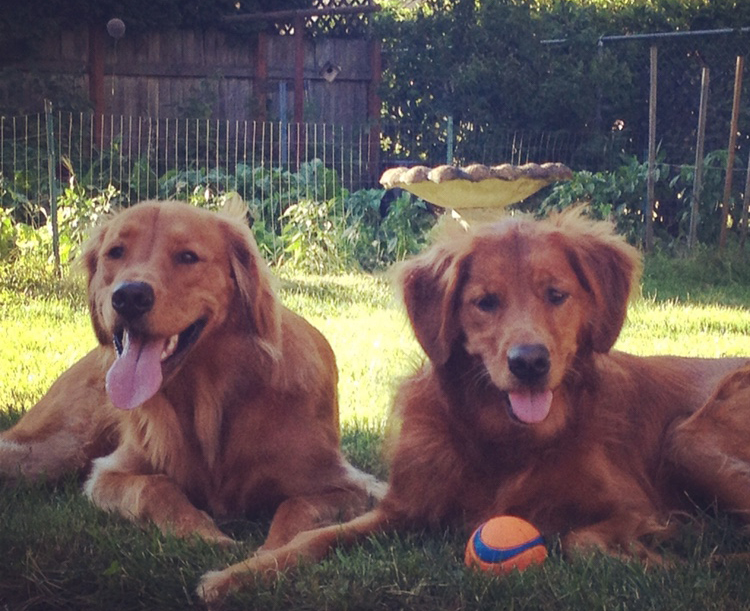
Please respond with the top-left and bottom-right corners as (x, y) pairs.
(2, 254), (750, 610)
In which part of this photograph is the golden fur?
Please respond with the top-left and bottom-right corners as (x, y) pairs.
(197, 210), (750, 601)
(0, 201), (383, 569)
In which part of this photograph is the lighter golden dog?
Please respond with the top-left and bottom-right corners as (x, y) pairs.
(197, 210), (750, 601)
(0, 201), (383, 566)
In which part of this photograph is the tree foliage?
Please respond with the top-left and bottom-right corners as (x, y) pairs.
(375, 0), (750, 168)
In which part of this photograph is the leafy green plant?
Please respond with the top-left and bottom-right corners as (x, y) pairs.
(0, 154), (442, 275)
(0, 170), (39, 222)
(280, 197), (350, 274)
(540, 154), (651, 242)
(57, 183), (120, 249)
(344, 188), (436, 271)
(541, 150), (741, 248)
(126, 154), (160, 202)
(0, 208), (14, 258)
(159, 167), (234, 208)
(667, 149), (737, 246)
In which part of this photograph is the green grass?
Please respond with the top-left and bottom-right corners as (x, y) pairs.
(2, 253), (750, 610)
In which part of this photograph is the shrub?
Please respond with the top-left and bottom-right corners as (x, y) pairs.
(280, 197), (350, 274)
(540, 150), (735, 247)
(1, 159), (437, 275)
(344, 188), (436, 271)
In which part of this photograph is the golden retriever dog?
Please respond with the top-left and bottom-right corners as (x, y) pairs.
(197, 210), (750, 601)
(0, 201), (383, 557)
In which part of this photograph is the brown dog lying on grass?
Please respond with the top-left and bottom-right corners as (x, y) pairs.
(197, 209), (750, 602)
(0, 201), (383, 570)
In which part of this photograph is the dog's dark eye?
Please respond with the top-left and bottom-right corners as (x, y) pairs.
(475, 294), (500, 313)
(106, 245), (125, 260)
(177, 250), (200, 265)
(546, 288), (569, 306)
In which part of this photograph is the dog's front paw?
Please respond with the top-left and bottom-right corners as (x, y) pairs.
(197, 552), (282, 604)
(197, 569), (233, 605)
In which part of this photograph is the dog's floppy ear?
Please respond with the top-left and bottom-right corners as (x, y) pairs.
(222, 216), (282, 358)
(397, 240), (469, 366)
(557, 212), (642, 353)
(79, 221), (110, 346)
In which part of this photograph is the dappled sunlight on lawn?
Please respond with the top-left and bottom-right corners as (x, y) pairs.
(3, 270), (750, 422)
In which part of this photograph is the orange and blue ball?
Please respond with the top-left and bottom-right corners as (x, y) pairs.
(465, 515), (547, 574)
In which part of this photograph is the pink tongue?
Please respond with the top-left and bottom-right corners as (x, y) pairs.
(507, 389), (553, 424)
(106, 333), (164, 410)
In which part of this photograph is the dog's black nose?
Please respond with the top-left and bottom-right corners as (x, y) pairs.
(112, 281), (155, 320)
(508, 344), (551, 383)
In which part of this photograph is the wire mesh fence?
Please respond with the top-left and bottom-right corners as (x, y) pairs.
(594, 31), (750, 168)
(1, 111), (613, 208)
(2, 26), (750, 254)
(0, 112), (381, 206)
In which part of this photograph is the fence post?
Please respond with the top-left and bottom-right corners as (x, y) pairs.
(719, 55), (744, 250)
(279, 81), (288, 167)
(689, 65), (710, 250)
(256, 32), (269, 123)
(446, 115), (454, 165)
(367, 38), (382, 187)
(645, 44), (657, 252)
(44, 99), (60, 276)
(88, 23), (105, 148)
(294, 14), (305, 124)
(741, 149), (750, 249)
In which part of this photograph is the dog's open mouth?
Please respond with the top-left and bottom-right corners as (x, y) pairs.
(506, 389), (553, 424)
(106, 318), (207, 410)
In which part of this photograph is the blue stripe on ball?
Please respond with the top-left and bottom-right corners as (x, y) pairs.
(473, 525), (545, 562)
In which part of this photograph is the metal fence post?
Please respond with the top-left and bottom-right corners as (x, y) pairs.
(44, 99), (60, 275)
(446, 115), (454, 165)
(689, 66), (710, 251)
(741, 148), (750, 249)
(645, 44), (657, 252)
(279, 81), (288, 167)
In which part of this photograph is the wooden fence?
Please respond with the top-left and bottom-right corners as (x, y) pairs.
(24, 27), (379, 126)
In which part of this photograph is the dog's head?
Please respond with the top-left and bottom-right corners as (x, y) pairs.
(82, 200), (281, 410)
(398, 209), (641, 428)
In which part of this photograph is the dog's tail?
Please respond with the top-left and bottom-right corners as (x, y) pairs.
(197, 507), (390, 603)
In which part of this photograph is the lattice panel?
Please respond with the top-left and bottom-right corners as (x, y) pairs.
(272, 0), (374, 37)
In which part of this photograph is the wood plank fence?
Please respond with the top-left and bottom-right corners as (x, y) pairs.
(26, 27), (380, 127)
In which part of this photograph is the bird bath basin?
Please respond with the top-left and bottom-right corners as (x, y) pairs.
(380, 162), (573, 224)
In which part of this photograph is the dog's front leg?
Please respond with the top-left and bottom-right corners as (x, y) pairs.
(84, 448), (234, 545)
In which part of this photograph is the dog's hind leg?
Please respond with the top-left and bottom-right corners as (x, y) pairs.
(262, 467), (386, 551)
(197, 507), (391, 603)
(668, 365), (750, 518)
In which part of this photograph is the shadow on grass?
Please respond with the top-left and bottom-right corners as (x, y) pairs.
(278, 273), (394, 310)
(642, 246), (750, 308)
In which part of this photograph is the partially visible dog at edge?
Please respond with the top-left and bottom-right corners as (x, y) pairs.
(0, 200), (384, 585)
(197, 208), (750, 602)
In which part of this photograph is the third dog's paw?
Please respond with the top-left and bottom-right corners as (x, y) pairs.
(197, 552), (282, 604)
(197, 569), (232, 605)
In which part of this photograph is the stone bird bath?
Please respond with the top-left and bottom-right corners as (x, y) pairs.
(380, 162), (573, 224)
